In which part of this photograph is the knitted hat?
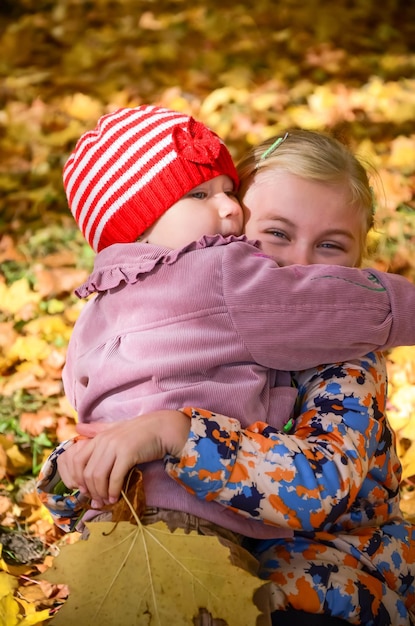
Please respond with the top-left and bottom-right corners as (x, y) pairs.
(63, 105), (239, 252)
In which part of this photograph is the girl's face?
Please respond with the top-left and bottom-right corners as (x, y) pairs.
(243, 170), (363, 267)
(145, 175), (243, 249)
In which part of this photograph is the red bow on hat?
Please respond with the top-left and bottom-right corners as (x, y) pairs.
(172, 117), (221, 164)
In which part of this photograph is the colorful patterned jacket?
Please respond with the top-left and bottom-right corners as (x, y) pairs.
(164, 352), (415, 626)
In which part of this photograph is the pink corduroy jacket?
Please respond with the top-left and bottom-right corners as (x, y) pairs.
(63, 234), (415, 538)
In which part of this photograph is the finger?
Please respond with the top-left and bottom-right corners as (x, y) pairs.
(107, 456), (131, 504)
(76, 422), (112, 437)
(58, 440), (93, 494)
(81, 447), (117, 504)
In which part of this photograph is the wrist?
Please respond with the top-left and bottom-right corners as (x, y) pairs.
(157, 410), (191, 457)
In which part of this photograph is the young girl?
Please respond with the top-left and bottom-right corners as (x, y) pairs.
(212, 131), (415, 625)
(139, 131), (415, 625)
(37, 111), (414, 624)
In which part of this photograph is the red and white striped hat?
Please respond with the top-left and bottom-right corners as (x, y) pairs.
(63, 105), (239, 252)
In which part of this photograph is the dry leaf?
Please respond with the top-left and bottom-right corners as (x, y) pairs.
(388, 136), (415, 172)
(0, 235), (25, 263)
(7, 337), (51, 364)
(32, 266), (89, 299)
(400, 441), (415, 482)
(0, 370), (40, 397)
(0, 495), (12, 516)
(55, 417), (77, 444)
(19, 412), (55, 438)
(0, 571), (19, 624)
(5, 444), (33, 476)
(0, 447), (7, 482)
(0, 567), (51, 625)
(0, 321), (18, 353)
(109, 468), (146, 525)
(0, 279), (41, 317)
(42, 520), (267, 626)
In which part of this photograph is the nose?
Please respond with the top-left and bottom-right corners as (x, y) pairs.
(277, 247), (314, 267)
(293, 250), (313, 266)
(216, 193), (241, 218)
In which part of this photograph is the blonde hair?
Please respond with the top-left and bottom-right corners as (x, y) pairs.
(237, 130), (375, 263)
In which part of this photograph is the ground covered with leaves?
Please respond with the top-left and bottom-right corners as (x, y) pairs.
(0, 0), (415, 623)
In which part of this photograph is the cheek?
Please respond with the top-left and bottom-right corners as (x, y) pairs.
(324, 251), (359, 268)
(349, 242), (364, 268)
(243, 218), (259, 240)
(257, 240), (277, 255)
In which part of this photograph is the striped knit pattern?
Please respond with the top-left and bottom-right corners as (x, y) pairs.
(63, 105), (239, 251)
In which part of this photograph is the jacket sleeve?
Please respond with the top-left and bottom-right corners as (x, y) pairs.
(165, 352), (398, 531)
(222, 241), (415, 370)
(36, 439), (90, 532)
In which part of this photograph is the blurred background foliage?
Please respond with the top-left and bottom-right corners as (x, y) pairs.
(0, 0), (414, 275)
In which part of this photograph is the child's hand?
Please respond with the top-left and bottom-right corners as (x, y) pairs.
(57, 410), (190, 509)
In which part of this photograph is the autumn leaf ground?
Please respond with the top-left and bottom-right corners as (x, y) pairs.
(0, 0), (415, 622)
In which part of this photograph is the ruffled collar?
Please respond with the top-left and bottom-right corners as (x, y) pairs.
(76, 234), (254, 298)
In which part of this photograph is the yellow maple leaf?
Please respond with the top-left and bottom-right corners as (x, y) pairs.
(0, 555), (51, 625)
(7, 337), (51, 363)
(42, 520), (268, 626)
(388, 136), (415, 173)
(16, 610), (51, 626)
(0, 570), (18, 599)
(5, 443), (33, 474)
(0, 571), (19, 626)
(24, 315), (73, 345)
(0, 593), (20, 626)
(0, 279), (41, 316)
(61, 93), (103, 122)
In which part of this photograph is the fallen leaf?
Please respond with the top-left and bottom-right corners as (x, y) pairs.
(0, 235), (25, 263)
(400, 441), (415, 483)
(400, 487), (415, 523)
(0, 321), (18, 353)
(0, 447), (7, 481)
(0, 571), (18, 624)
(42, 520), (267, 626)
(32, 266), (89, 299)
(0, 495), (12, 516)
(388, 135), (415, 173)
(108, 468), (146, 525)
(0, 370), (40, 397)
(55, 417), (77, 444)
(24, 316), (73, 346)
(61, 93), (103, 123)
(14, 607), (51, 626)
(388, 385), (415, 437)
(0, 279), (41, 317)
(19, 412), (55, 438)
(5, 445), (33, 476)
(0, 591), (19, 626)
(7, 337), (51, 364)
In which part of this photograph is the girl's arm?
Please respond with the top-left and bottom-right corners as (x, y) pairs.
(223, 242), (415, 370)
(165, 351), (399, 531)
(36, 410), (191, 531)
